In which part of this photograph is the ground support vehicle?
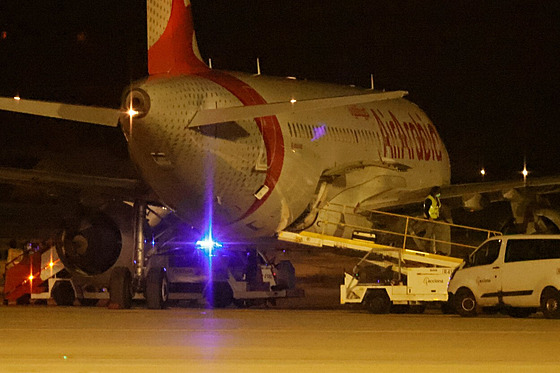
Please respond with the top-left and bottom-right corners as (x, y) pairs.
(280, 230), (463, 313)
(341, 258), (455, 314)
(448, 234), (560, 319)
(144, 245), (303, 309)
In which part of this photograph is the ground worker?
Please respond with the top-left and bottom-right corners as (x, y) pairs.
(424, 186), (441, 220)
(423, 186), (448, 254)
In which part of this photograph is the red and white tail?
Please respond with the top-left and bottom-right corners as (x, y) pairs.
(147, 0), (209, 75)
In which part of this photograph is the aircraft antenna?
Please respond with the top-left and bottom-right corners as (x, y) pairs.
(208, 58), (213, 69)
(370, 74), (375, 90)
(256, 58), (261, 75)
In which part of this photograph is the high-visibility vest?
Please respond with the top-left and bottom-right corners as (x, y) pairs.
(426, 195), (441, 219)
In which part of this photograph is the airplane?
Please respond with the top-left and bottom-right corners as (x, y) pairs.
(1, 0), (560, 308)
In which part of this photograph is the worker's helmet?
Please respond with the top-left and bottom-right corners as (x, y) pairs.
(430, 186), (441, 197)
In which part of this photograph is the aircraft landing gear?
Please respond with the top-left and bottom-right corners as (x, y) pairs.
(109, 266), (133, 309)
(109, 199), (147, 309)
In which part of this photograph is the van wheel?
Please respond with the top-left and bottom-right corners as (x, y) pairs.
(541, 288), (560, 319)
(454, 288), (477, 317)
(364, 290), (390, 314)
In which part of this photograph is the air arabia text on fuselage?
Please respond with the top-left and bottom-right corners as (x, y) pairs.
(372, 110), (443, 162)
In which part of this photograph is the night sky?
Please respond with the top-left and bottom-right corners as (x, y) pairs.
(0, 0), (559, 183)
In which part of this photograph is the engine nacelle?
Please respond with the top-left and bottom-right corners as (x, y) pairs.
(56, 202), (135, 283)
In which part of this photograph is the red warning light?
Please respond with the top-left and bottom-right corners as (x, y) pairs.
(1, 31), (7, 40)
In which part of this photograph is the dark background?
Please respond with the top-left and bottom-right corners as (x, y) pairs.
(0, 0), (559, 183)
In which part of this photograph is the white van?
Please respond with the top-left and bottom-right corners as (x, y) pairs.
(448, 235), (560, 318)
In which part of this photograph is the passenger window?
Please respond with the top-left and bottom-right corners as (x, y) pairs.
(470, 240), (501, 267)
(505, 239), (560, 262)
(540, 240), (560, 259)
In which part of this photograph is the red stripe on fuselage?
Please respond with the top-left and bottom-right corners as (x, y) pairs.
(198, 71), (285, 221)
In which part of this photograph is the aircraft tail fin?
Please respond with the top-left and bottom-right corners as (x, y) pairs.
(147, 0), (209, 75)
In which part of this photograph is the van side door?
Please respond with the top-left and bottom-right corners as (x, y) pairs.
(501, 238), (560, 307)
(465, 239), (503, 306)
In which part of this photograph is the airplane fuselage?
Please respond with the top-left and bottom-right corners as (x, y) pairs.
(122, 71), (450, 238)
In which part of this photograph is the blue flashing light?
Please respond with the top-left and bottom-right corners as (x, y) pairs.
(195, 237), (223, 256)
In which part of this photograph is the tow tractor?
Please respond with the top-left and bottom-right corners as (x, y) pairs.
(279, 205), (501, 314)
(144, 239), (303, 309)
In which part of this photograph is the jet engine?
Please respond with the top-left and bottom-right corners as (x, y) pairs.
(56, 202), (135, 282)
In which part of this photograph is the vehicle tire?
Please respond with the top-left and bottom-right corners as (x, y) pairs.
(507, 307), (532, 318)
(454, 288), (478, 317)
(206, 282), (233, 308)
(541, 288), (560, 319)
(52, 281), (75, 306)
(364, 290), (391, 314)
(109, 267), (132, 309)
(146, 268), (169, 309)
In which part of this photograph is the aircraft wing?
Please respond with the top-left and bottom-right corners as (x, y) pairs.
(356, 175), (560, 213)
(0, 166), (148, 200)
(0, 97), (120, 127)
(441, 176), (560, 198)
(187, 90), (408, 127)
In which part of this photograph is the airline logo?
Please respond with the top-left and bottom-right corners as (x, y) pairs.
(372, 110), (443, 162)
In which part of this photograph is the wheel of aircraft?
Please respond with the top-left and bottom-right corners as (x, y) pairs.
(109, 267), (133, 309)
(145, 268), (169, 309)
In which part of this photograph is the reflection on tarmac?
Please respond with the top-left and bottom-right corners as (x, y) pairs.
(1, 306), (560, 372)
